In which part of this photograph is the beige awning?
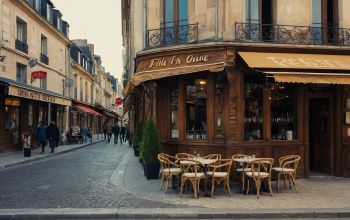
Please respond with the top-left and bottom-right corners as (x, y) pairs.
(130, 62), (225, 86)
(238, 52), (350, 70)
(269, 72), (350, 85)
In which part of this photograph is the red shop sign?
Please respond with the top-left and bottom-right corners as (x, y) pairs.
(115, 98), (123, 106)
(32, 71), (47, 79)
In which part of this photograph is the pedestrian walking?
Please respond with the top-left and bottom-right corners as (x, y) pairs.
(106, 121), (113, 143)
(87, 127), (93, 142)
(37, 121), (47, 153)
(46, 121), (60, 153)
(81, 125), (88, 143)
(120, 125), (126, 144)
(112, 123), (120, 144)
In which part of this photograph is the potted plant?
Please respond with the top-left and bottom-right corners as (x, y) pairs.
(132, 122), (142, 156)
(140, 118), (163, 180)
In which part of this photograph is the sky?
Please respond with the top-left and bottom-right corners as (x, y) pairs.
(52, 0), (123, 80)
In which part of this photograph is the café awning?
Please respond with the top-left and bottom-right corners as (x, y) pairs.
(238, 52), (350, 70)
(131, 62), (225, 86)
(74, 103), (102, 116)
(238, 52), (350, 85)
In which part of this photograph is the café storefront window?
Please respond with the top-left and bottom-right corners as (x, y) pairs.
(244, 75), (264, 141)
(186, 78), (207, 140)
(270, 84), (297, 140)
(170, 81), (179, 139)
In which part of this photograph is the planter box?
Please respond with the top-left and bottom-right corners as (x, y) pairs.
(133, 146), (139, 156)
(143, 164), (160, 180)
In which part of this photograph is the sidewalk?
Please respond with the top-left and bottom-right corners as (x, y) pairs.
(110, 146), (350, 217)
(0, 134), (104, 169)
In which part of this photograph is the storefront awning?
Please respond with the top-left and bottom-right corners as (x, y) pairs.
(74, 103), (102, 116)
(266, 72), (350, 85)
(238, 52), (350, 70)
(0, 77), (72, 106)
(131, 62), (225, 86)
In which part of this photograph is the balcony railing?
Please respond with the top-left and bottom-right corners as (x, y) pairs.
(40, 53), (49, 65)
(147, 21), (198, 48)
(234, 22), (350, 46)
(15, 39), (28, 54)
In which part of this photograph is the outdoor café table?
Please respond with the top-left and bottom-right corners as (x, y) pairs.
(233, 157), (256, 193)
(179, 157), (217, 197)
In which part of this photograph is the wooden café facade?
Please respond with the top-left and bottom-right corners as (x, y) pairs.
(127, 44), (350, 178)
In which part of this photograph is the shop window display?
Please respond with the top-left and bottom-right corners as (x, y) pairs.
(270, 84), (297, 140)
(186, 78), (207, 140)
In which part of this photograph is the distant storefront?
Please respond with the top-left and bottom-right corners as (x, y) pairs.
(0, 77), (71, 153)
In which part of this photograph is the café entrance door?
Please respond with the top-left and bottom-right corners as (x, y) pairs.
(309, 98), (333, 175)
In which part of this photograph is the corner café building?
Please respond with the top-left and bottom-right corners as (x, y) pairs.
(127, 44), (350, 178)
(0, 77), (71, 153)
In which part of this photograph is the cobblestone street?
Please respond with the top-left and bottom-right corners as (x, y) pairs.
(0, 141), (188, 209)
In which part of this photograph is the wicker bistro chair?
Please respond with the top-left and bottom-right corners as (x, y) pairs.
(272, 155), (301, 193)
(205, 159), (233, 197)
(175, 153), (195, 160)
(231, 154), (255, 192)
(245, 158), (274, 199)
(179, 159), (206, 199)
(157, 153), (182, 192)
(203, 154), (222, 160)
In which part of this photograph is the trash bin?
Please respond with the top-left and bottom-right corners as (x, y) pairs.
(24, 147), (31, 157)
(22, 133), (31, 157)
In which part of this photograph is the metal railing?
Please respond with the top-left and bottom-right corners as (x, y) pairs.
(40, 53), (49, 65)
(234, 22), (350, 46)
(147, 21), (198, 48)
(15, 39), (28, 54)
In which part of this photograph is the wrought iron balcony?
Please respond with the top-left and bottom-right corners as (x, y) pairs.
(40, 53), (49, 65)
(147, 21), (198, 48)
(15, 39), (28, 54)
(234, 22), (350, 46)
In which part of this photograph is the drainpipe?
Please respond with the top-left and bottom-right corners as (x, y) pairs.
(144, 0), (148, 48)
(215, 0), (218, 40)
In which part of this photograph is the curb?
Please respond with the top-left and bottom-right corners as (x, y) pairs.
(0, 208), (349, 219)
(0, 140), (104, 169)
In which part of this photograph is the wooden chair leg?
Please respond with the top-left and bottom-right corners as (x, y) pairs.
(291, 174), (298, 193)
(276, 173), (281, 193)
(226, 178), (232, 197)
(283, 174), (287, 189)
(268, 178), (273, 196)
(288, 174), (292, 189)
(180, 177), (185, 197)
(256, 180), (260, 199)
(211, 178), (215, 197)
(160, 174), (165, 190)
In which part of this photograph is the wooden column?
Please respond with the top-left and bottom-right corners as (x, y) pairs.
(225, 68), (239, 144)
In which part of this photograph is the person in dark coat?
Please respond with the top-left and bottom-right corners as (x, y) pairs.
(120, 125), (126, 144)
(37, 121), (47, 153)
(46, 121), (60, 153)
(112, 123), (120, 144)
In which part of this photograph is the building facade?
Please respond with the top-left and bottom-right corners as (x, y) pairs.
(122, 0), (350, 177)
(0, 0), (71, 153)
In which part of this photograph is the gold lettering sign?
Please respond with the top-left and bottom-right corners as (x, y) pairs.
(16, 89), (56, 103)
(267, 57), (350, 69)
(136, 50), (226, 73)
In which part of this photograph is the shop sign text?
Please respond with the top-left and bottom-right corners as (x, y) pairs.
(17, 89), (56, 103)
(267, 56), (350, 69)
(149, 54), (209, 68)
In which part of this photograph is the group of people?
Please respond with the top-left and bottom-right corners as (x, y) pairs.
(37, 121), (60, 153)
(103, 121), (128, 144)
(70, 124), (93, 143)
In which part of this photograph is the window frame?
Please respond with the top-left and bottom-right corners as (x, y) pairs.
(16, 62), (27, 84)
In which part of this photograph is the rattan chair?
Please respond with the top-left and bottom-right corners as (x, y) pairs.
(158, 153), (182, 192)
(179, 158), (205, 199)
(203, 154), (221, 160)
(245, 158), (274, 199)
(231, 154), (253, 192)
(272, 155), (301, 193)
(205, 159), (233, 197)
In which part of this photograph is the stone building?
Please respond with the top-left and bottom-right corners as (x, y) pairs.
(123, 0), (350, 177)
(0, 0), (71, 152)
